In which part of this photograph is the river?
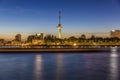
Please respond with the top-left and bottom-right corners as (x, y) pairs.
(0, 51), (119, 80)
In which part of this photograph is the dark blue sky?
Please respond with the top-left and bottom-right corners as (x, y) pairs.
(0, 0), (120, 38)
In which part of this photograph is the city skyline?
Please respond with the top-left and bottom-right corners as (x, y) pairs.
(0, 32), (110, 41)
(0, 0), (120, 39)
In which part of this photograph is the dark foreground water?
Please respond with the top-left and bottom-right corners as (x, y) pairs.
(0, 51), (120, 80)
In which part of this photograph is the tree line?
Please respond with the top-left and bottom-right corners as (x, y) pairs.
(44, 34), (120, 45)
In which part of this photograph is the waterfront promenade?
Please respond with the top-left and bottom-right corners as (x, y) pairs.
(0, 48), (111, 53)
(0, 45), (118, 53)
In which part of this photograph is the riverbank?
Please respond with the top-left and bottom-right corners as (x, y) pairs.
(0, 48), (113, 53)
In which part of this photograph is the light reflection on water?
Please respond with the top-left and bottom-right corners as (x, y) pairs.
(56, 54), (63, 80)
(109, 49), (118, 80)
(34, 55), (43, 80)
(0, 51), (119, 80)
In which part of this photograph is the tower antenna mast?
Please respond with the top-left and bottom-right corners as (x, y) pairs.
(59, 11), (61, 25)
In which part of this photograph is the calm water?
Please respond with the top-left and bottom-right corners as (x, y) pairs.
(0, 51), (120, 80)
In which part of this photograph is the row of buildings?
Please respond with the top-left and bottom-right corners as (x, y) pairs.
(0, 30), (120, 45)
(3, 33), (44, 45)
(13, 29), (120, 43)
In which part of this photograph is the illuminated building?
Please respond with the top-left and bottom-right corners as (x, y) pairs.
(57, 11), (62, 39)
(15, 34), (21, 42)
(11, 40), (22, 45)
(36, 33), (44, 40)
(27, 33), (44, 44)
(111, 30), (120, 38)
(32, 39), (44, 45)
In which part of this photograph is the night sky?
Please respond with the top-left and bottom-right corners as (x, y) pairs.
(0, 0), (120, 39)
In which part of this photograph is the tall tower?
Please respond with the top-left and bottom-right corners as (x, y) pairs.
(57, 11), (62, 38)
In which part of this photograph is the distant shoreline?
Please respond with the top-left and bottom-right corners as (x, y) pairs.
(0, 48), (114, 53)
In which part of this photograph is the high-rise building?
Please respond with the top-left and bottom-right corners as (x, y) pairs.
(111, 30), (120, 38)
(15, 34), (21, 42)
(57, 11), (62, 39)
